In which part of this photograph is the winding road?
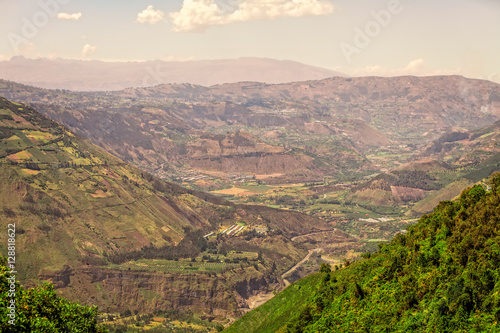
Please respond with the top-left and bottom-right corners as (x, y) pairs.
(279, 230), (340, 286)
(281, 248), (322, 287)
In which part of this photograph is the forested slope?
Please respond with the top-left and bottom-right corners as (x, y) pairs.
(227, 174), (500, 332)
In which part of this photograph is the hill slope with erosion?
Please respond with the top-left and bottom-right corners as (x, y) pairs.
(1, 75), (499, 188)
(346, 119), (500, 215)
(0, 97), (332, 322)
(227, 174), (500, 332)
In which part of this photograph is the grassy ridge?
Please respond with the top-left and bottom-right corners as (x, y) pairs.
(225, 273), (322, 333)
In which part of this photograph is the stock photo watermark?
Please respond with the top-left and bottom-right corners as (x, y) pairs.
(143, 65), (170, 87)
(7, 0), (71, 52)
(6, 223), (17, 325)
(340, 0), (410, 64)
(217, 0), (241, 13)
(141, 0), (242, 87)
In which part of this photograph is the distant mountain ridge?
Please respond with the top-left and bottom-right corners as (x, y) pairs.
(1, 75), (500, 192)
(0, 56), (345, 91)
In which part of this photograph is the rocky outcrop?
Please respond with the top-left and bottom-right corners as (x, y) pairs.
(39, 265), (278, 317)
(38, 265), (75, 289)
(391, 186), (426, 202)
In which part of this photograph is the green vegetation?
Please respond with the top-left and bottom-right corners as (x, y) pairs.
(103, 308), (224, 332)
(0, 257), (107, 332)
(3, 77), (500, 330)
(229, 174), (500, 332)
(224, 274), (323, 333)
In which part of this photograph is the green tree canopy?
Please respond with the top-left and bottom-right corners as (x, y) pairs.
(283, 174), (500, 332)
(0, 257), (107, 332)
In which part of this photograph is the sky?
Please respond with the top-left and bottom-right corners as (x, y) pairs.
(1, 0), (499, 83)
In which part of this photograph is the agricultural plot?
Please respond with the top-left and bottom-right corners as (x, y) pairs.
(22, 130), (56, 144)
(6, 150), (33, 162)
(212, 186), (249, 196)
(14, 129), (36, 146)
(1, 134), (29, 150)
(106, 251), (259, 273)
(220, 224), (246, 236)
(18, 168), (41, 176)
(0, 107), (13, 115)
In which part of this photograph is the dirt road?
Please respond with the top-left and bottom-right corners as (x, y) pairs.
(281, 248), (321, 287)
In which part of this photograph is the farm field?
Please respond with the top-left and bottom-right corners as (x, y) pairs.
(104, 251), (260, 273)
(211, 181), (412, 223)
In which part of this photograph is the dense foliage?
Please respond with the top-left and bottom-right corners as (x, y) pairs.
(283, 174), (500, 332)
(0, 257), (107, 332)
(226, 174), (500, 332)
(224, 273), (323, 333)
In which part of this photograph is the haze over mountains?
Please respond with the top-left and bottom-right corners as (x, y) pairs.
(2, 0), (499, 329)
(0, 57), (345, 91)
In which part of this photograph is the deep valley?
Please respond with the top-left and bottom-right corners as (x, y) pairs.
(1, 74), (500, 331)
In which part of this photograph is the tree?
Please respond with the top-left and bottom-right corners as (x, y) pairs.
(319, 263), (331, 273)
(0, 257), (108, 332)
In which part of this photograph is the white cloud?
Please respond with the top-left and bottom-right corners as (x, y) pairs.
(137, 5), (165, 25)
(57, 12), (82, 21)
(160, 54), (197, 62)
(16, 42), (42, 58)
(170, 0), (335, 32)
(81, 44), (97, 58)
(0, 54), (11, 61)
(404, 59), (426, 74)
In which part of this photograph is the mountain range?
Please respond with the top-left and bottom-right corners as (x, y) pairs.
(2, 75), (499, 188)
(0, 57), (345, 91)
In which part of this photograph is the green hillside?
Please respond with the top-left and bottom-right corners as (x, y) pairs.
(225, 273), (322, 333)
(227, 174), (500, 332)
(0, 96), (218, 278)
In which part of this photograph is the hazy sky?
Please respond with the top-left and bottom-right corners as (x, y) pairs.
(1, 0), (499, 82)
